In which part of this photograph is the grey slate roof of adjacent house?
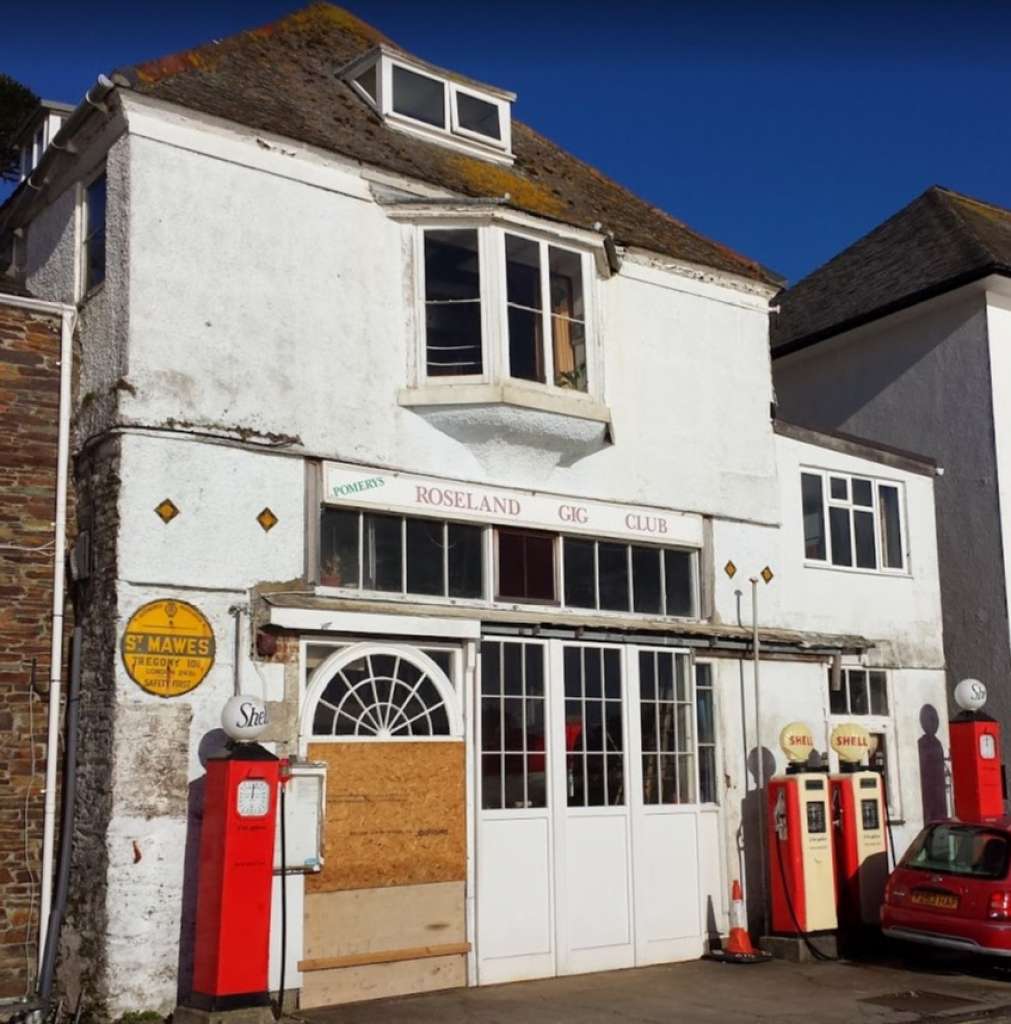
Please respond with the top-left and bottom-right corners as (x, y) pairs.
(772, 186), (1011, 356)
(110, 3), (779, 287)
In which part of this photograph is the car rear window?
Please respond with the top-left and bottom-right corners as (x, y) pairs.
(903, 824), (1010, 880)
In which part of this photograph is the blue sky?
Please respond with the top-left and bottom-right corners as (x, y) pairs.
(4, 0), (1011, 284)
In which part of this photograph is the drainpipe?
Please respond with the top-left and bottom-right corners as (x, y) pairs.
(751, 576), (769, 941)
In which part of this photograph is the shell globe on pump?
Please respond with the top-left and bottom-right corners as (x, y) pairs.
(949, 679), (1006, 821)
(767, 721), (838, 935)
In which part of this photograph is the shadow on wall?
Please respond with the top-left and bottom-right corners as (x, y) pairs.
(176, 728), (231, 1004)
(739, 745), (777, 933)
(918, 704), (948, 824)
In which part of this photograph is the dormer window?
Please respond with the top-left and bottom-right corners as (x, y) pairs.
(344, 46), (514, 163)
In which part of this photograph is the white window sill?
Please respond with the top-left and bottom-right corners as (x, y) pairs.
(399, 380), (611, 425)
(803, 559), (911, 580)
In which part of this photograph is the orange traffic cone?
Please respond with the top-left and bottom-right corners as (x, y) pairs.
(725, 880), (758, 956)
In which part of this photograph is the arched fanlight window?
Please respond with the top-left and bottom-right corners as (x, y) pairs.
(301, 643), (463, 740)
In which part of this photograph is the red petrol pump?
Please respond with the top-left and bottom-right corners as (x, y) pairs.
(183, 695), (280, 1020)
(767, 722), (838, 936)
(950, 678), (1005, 820)
(828, 723), (888, 928)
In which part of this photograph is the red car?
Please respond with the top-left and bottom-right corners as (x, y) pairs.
(882, 819), (1011, 957)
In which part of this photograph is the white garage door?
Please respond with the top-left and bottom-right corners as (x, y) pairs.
(476, 639), (723, 984)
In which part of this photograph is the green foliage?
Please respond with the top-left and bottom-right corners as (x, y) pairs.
(114, 1012), (164, 1024)
(0, 73), (40, 182)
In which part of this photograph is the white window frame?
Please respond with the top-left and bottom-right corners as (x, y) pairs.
(826, 666), (903, 821)
(801, 466), (909, 576)
(344, 48), (514, 162)
(693, 658), (720, 807)
(416, 223), (598, 399)
(317, 504), (702, 624)
(449, 83), (512, 153)
(78, 166), (107, 300)
(299, 641), (464, 745)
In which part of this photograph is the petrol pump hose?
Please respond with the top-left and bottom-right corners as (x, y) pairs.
(773, 830), (837, 962)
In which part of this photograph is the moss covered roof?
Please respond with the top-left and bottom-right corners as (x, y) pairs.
(116, 3), (778, 286)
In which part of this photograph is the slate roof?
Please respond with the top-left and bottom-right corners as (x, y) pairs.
(772, 186), (1011, 356)
(113, 3), (778, 287)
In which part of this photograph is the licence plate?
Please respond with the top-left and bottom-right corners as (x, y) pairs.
(911, 890), (958, 910)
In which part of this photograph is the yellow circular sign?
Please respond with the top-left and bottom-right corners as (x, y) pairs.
(121, 599), (215, 698)
(779, 721), (815, 763)
(830, 722), (871, 764)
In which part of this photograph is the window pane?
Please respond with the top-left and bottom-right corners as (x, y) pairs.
(830, 476), (848, 500)
(507, 307), (544, 382)
(549, 247), (585, 320)
(598, 542), (630, 611)
(525, 646), (544, 696)
(424, 229), (481, 376)
(406, 518), (445, 595)
(696, 686), (715, 745)
(848, 670), (869, 715)
(829, 672), (847, 714)
(320, 507), (359, 587)
(550, 248), (587, 392)
(426, 303), (482, 376)
(481, 642), (500, 694)
(481, 754), (502, 809)
(506, 234), (541, 309)
(854, 509), (877, 569)
(829, 506), (853, 566)
(85, 175), (107, 292)
(503, 642), (523, 696)
(392, 64), (445, 127)
(852, 478), (873, 507)
(552, 316), (587, 391)
(879, 485), (904, 569)
(426, 229), (480, 301)
(456, 91), (500, 139)
(869, 671), (889, 715)
(564, 537), (596, 608)
(506, 235), (544, 382)
(632, 546), (662, 613)
(497, 529), (555, 601)
(664, 549), (695, 616)
(363, 513), (402, 591)
(502, 754), (527, 807)
(481, 698), (502, 750)
(447, 523), (483, 597)
(355, 62), (377, 101)
(801, 473), (826, 560)
(699, 747), (718, 804)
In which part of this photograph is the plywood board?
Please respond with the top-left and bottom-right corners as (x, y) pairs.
(299, 954), (465, 1009)
(306, 742), (466, 893)
(303, 882), (465, 960)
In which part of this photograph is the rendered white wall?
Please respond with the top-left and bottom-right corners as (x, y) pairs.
(118, 105), (779, 525)
(714, 434), (944, 668)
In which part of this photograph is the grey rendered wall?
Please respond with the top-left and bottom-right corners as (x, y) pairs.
(773, 293), (1011, 759)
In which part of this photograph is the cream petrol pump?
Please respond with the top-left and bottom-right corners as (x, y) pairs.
(767, 722), (838, 936)
(829, 723), (888, 928)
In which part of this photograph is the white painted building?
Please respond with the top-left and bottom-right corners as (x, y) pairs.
(0, 6), (949, 1015)
(773, 186), (1011, 768)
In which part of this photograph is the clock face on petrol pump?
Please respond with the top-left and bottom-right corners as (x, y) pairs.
(236, 779), (271, 818)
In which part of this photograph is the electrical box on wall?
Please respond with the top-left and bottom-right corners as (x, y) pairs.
(274, 761), (327, 873)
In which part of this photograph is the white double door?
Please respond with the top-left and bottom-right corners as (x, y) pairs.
(476, 639), (719, 985)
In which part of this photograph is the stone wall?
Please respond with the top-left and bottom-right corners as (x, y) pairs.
(59, 434), (121, 1011)
(0, 299), (63, 999)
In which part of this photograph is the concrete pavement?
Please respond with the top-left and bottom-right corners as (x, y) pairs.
(292, 954), (1011, 1024)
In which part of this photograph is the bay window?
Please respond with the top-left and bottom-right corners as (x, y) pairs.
(420, 225), (592, 395)
(800, 469), (906, 573)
